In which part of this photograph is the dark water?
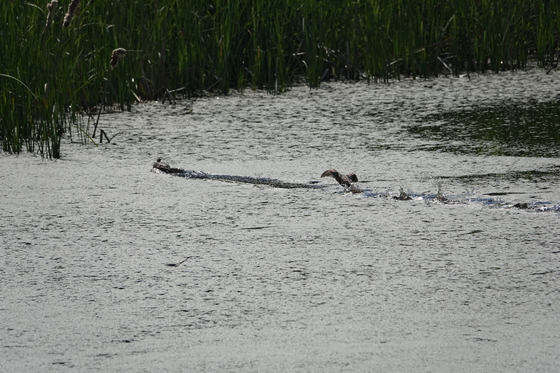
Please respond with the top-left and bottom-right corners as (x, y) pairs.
(408, 100), (560, 157)
(1, 69), (560, 372)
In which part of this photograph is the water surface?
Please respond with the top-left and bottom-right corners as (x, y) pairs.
(2, 69), (560, 372)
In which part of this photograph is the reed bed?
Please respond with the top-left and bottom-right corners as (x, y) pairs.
(1, 0), (559, 158)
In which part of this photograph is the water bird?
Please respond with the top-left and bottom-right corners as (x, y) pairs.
(152, 158), (183, 174)
(321, 169), (358, 187)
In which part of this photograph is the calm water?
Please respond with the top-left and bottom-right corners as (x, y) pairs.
(2, 69), (560, 372)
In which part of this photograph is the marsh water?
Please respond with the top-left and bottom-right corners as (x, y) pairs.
(2, 69), (560, 372)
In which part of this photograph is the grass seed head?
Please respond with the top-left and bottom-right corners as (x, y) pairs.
(63, 0), (80, 28)
(45, 1), (58, 28)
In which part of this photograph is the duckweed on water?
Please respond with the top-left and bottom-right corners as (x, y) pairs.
(1, 0), (560, 158)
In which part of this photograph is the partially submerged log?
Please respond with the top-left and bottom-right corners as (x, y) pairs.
(151, 159), (324, 189)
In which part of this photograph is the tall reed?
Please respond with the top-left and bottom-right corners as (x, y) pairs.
(1, 0), (559, 158)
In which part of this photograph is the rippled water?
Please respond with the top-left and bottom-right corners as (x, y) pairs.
(2, 69), (560, 372)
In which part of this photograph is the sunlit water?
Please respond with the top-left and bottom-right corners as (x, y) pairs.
(2, 69), (560, 372)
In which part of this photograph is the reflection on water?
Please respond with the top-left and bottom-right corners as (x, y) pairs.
(409, 101), (560, 157)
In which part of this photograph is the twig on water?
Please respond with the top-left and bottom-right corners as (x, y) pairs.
(99, 129), (110, 143)
(161, 88), (176, 105)
(165, 256), (195, 267)
(92, 78), (106, 139)
(108, 132), (121, 142)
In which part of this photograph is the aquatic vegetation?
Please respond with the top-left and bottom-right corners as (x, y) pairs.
(1, 0), (560, 157)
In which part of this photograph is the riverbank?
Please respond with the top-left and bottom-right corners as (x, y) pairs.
(2, 1), (560, 157)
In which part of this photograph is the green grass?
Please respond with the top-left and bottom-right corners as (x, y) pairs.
(1, 0), (559, 158)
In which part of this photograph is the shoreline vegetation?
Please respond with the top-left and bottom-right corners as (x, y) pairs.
(1, 1), (559, 158)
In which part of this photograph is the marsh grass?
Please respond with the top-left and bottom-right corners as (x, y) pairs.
(1, 0), (559, 158)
